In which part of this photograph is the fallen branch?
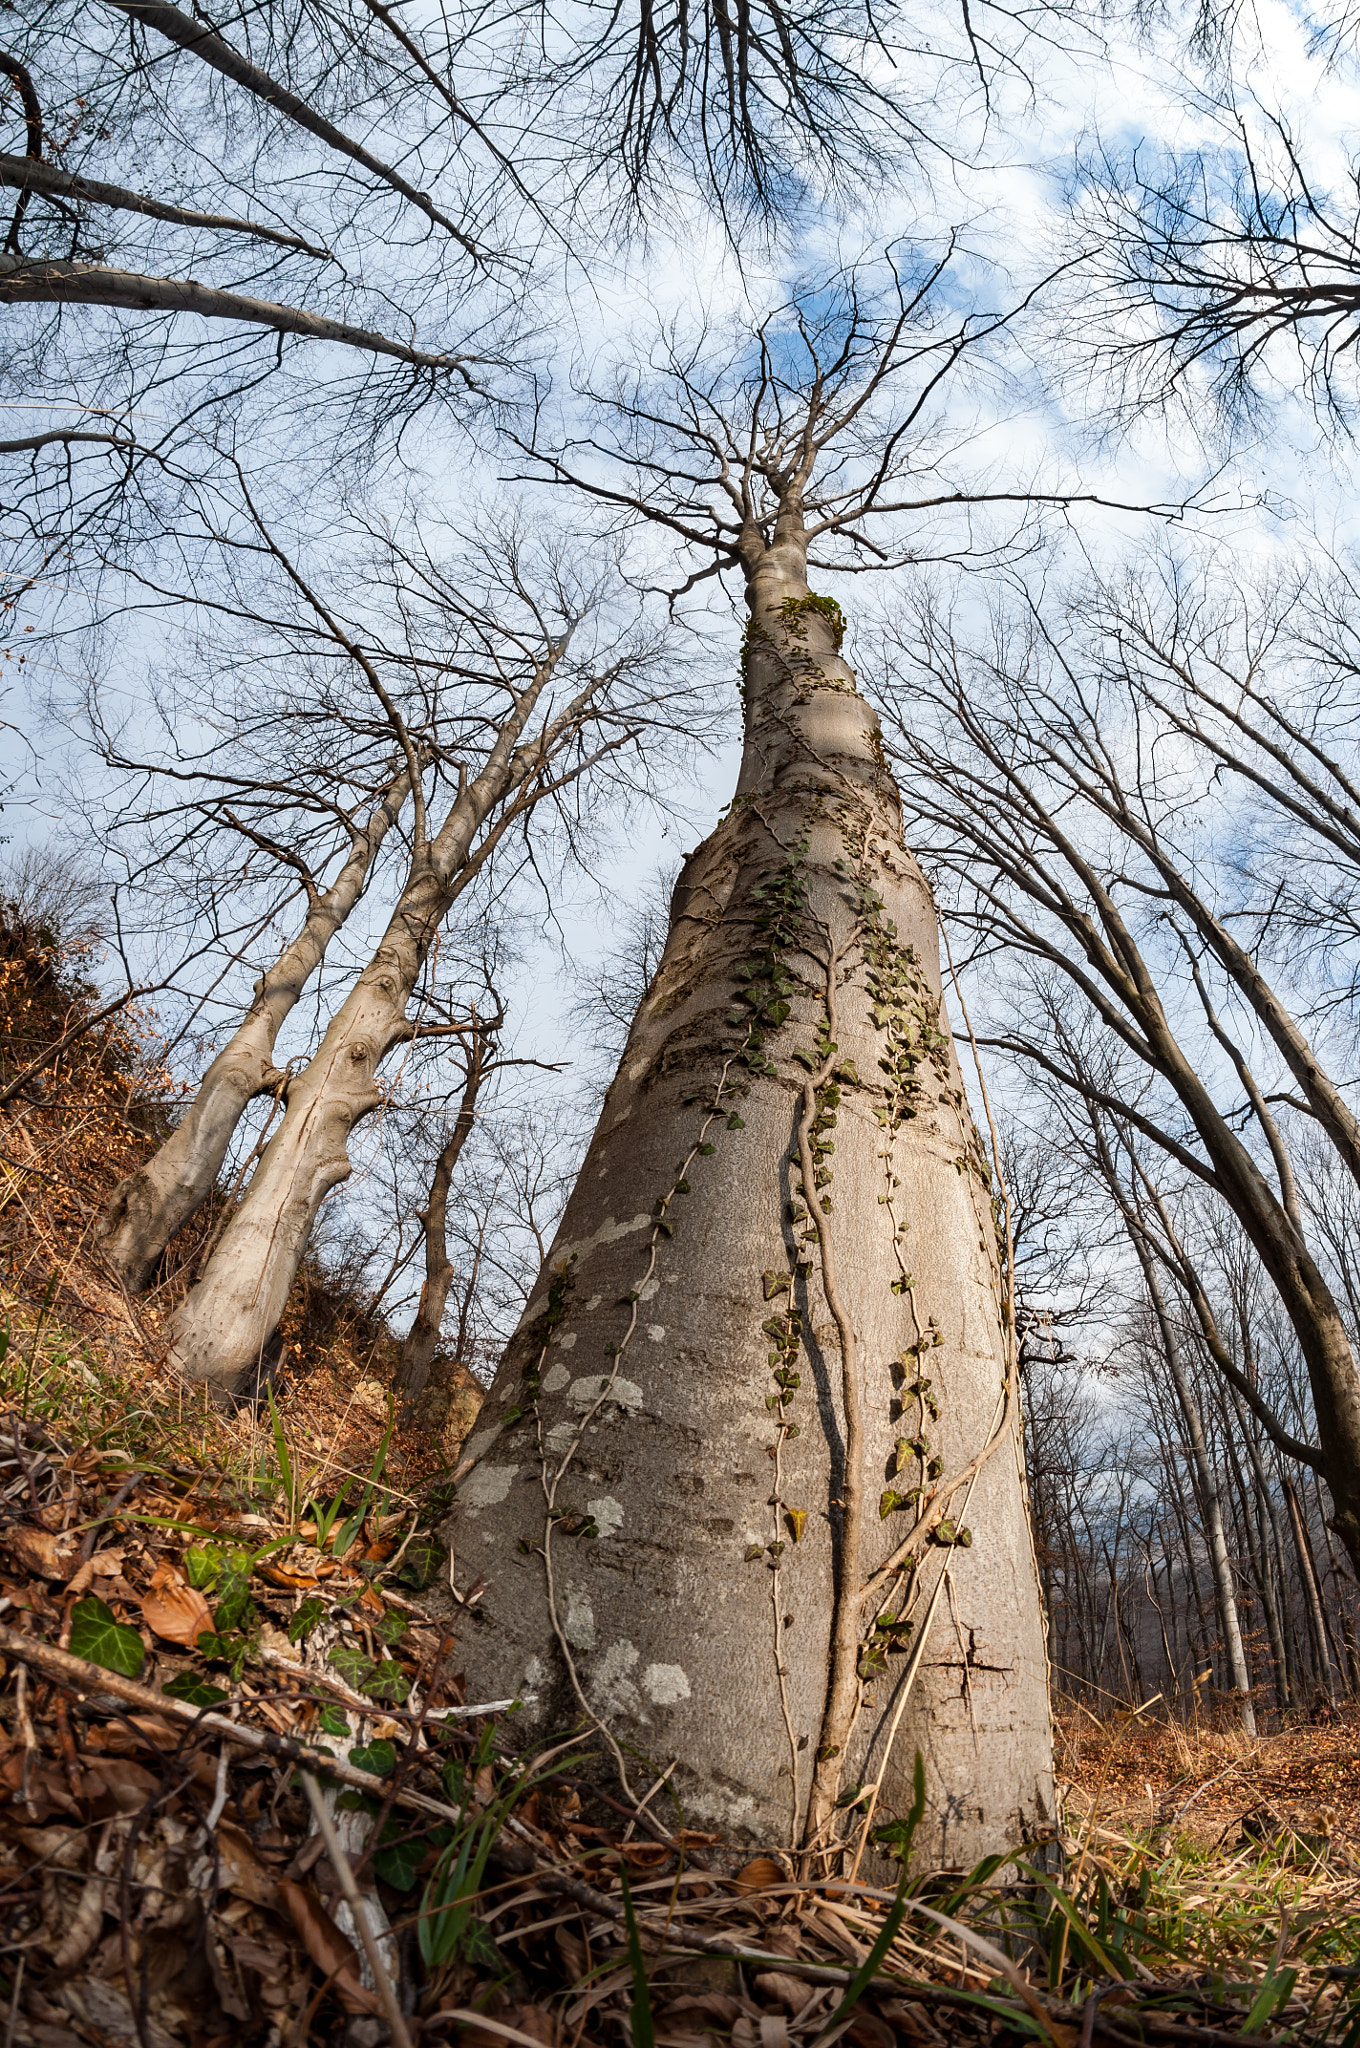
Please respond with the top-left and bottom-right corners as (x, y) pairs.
(0, 1622), (463, 1825)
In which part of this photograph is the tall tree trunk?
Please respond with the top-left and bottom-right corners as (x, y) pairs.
(446, 511), (1053, 1866)
(167, 677), (566, 1392)
(1282, 1473), (1336, 1704)
(97, 769), (409, 1292)
(397, 1024), (495, 1410)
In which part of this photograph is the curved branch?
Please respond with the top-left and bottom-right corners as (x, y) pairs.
(0, 151), (330, 258)
(0, 256), (481, 382)
(108, 2), (483, 259)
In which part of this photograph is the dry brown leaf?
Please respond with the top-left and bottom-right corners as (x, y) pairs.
(753, 1971), (816, 2015)
(506, 2008), (559, 2046)
(878, 2004), (948, 2048)
(67, 1547), (125, 1596)
(0, 1523), (82, 1582)
(845, 2014), (896, 2048)
(140, 1561), (213, 1649)
(77, 1755), (160, 1812)
(215, 1820), (278, 1906)
(279, 1878), (379, 2015)
(732, 1856), (783, 1893)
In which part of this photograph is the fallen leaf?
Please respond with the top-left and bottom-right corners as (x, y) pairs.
(140, 1562), (213, 1649)
(732, 1856), (783, 1893)
(279, 1879), (379, 2014)
(77, 1755), (160, 1812)
(0, 1523), (82, 1582)
(754, 1972), (816, 2016)
(215, 1820), (278, 1906)
(66, 1548), (123, 1596)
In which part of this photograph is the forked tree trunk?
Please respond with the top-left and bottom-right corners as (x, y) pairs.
(167, 684), (563, 1393)
(448, 508), (1053, 1865)
(97, 769), (409, 1292)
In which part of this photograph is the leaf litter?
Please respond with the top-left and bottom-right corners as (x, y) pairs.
(5, 1394), (1360, 2045)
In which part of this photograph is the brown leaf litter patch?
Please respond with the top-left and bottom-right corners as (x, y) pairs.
(4, 1411), (1360, 2044)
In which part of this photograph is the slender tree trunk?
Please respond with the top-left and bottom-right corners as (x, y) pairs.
(1240, 1414), (1291, 1713)
(446, 512), (1053, 1866)
(397, 1028), (493, 1408)
(167, 678), (566, 1391)
(97, 770), (409, 1291)
(1283, 1473), (1336, 1704)
(1098, 1151), (1256, 1729)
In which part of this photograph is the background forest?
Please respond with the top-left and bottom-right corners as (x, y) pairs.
(9, 0), (1360, 2040)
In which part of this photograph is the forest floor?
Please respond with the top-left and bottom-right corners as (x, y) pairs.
(1060, 1700), (1360, 1852)
(5, 920), (1360, 2043)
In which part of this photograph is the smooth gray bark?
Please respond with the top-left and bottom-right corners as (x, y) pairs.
(166, 658), (590, 1391)
(447, 514), (1053, 1867)
(98, 771), (409, 1293)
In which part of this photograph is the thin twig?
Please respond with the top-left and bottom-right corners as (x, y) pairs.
(301, 1772), (414, 2048)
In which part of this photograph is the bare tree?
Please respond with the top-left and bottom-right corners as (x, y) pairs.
(880, 567), (1360, 1574)
(159, 504), (699, 1392)
(446, 266), (1073, 1864)
(98, 761), (411, 1291)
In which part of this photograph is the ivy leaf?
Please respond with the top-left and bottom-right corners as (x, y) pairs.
(319, 1705), (351, 1738)
(349, 1737), (397, 1776)
(327, 1641), (375, 1690)
(184, 1543), (225, 1591)
(879, 1489), (905, 1519)
(786, 1508), (809, 1543)
(762, 1272), (791, 1300)
(374, 1827), (426, 1891)
(744, 1545), (764, 1561)
(363, 1660), (411, 1704)
(288, 1595), (328, 1645)
(212, 1566), (253, 1635)
(69, 1595), (144, 1678)
(790, 1048), (819, 1071)
(162, 1669), (228, 1708)
(376, 1610), (408, 1647)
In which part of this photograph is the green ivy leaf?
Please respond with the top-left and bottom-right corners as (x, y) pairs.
(288, 1595), (328, 1645)
(184, 1542), (225, 1591)
(327, 1641), (375, 1690)
(373, 1825), (426, 1891)
(319, 1706), (351, 1738)
(376, 1610), (408, 1647)
(162, 1669), (228, 1707)
(212, 1566), (253, 1635)
(349, 1737), (397, 1776)
(363, 1660), (411, 1704)
(69, 1596), (145, 1678)
(399, 1540), (440, 1597)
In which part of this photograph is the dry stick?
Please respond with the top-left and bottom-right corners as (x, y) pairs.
(848, 1375), (1006, 1883)
(799, 937), (867, 1849)
(0, 1623), (473, 1829)
(300, 1772), (414, 2048)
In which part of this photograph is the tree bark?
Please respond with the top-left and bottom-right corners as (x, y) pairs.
(1141, 1261), (1256, 1734)
(446, 509), (1053, 1867)
(98, 771), (409, 1293)
(166, 670), (572, 1391)
(397, 1026), (494, 1408)
(1283, 1473), (1336, 1704)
